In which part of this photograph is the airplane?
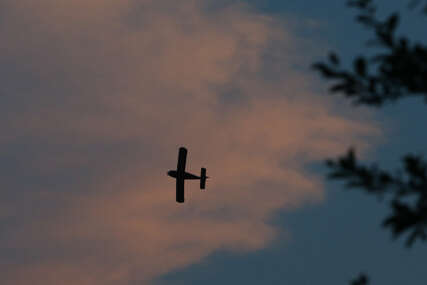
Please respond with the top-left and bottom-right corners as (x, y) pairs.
(167, 147), (208, 203)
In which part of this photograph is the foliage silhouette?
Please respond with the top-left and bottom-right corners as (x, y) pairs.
(327, 149), (427, 247)
(312, 0), (427, 283)
(313, 0), (427, 107)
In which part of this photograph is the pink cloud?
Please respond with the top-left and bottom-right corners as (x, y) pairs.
(0, 0), (382, 284)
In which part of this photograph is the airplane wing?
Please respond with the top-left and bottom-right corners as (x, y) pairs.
(176, 177), (184, 203)
(177, 147), (187, 173)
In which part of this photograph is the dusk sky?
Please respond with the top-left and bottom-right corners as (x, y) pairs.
(1, 0), (427, 284)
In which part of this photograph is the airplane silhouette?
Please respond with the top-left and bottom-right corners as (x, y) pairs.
(167, 147), (208, 203)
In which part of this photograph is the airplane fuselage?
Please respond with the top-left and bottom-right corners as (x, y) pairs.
(167, 170), (200, 180)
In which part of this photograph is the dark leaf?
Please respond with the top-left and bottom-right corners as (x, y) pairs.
(386, 13), (399, 32)
(354, 57), (367, 76)
(351, 274), (369, 285)
(329, 52), (340, 65)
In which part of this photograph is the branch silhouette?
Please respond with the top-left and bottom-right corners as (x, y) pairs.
(327, 149), (427, 247)
(311, 1), (427, 284)
(313, 0), (427, 107)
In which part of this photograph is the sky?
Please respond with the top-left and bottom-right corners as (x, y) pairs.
(1, 0), (426, 284)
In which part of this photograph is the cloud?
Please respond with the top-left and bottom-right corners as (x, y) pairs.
(0, 0), (381, 284)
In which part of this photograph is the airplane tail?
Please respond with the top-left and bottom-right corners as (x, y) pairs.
(200, 168), (208, 189)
